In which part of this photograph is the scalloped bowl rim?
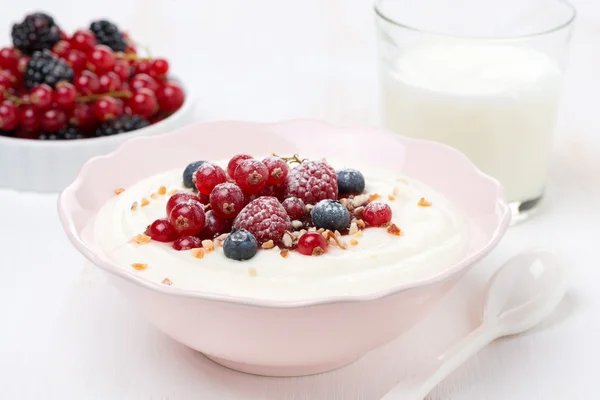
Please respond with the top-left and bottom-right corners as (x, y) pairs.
(58, 119), (511, 308)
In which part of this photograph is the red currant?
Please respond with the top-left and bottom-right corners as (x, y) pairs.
(262, 156), (288, 185)
(0, 101), (19, 130)
(194, 163), (227, 195)
(297, 232), (328, 256)
(87, 45), (115, 73)
(93, 96), (122, 121)
(282, 197), (306, 220)
(363, 202), (392, 227)
(65, 50), (87, 72)
(0, 47), (21, 71)
(40, 108), (67, 132)
(30, 84), (53, 111)
(145, 218), (179, 242)
(149, 58), (169, 79)
(125, 44), (137, 54)
(17, 56), (30, 77)
(198, 193), (210, 205)
(0, 91), (4, 103)
(134, 59), (151, 75)
(54, 82), (77, 109)
(52, 40), (71, 58)
(209, 183), (245, 219)
(156, 82), (185, 113)
(197, 210), (233, 239)
(127, 88), (158, 118)
(169, 200), (206, 236)
(74, 71), (100, 95)
(98, 71), (122, 93)
(70, 30), (97, 54)
(130, 73), (159, 92)
(234, 159), (269, 194)
(172, 236), (203, 251)
(69, 103), (96, 130)
(18, 105), (40, 133)
(0, 70), (16, 89)
(166, 192), (200, 215)
(113, 59), (131, 81)
(226, 154), (252, 178)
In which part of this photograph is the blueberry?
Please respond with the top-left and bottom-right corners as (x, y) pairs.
(223, 228), (258, 261)
(183, 160), (206, 189)
(311, 200), (350, 231)
(337, 168), (365, 195)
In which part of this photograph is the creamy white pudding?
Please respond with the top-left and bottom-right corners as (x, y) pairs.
(94, 160), (470, 301)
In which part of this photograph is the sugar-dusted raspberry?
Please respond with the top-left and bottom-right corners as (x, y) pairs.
(194, 162), (227, 195)
(210, 182), (245, 219)
(363, 202), (392, 227)
(283, 160), (338, 205)
(282, 197), (306, 220)
(233, 196), (291, 244)
(234, 159), (269, 194)
(262, 156), (288, 185)
(227, 154), (252, 178)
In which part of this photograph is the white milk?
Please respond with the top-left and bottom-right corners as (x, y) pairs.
(380, 44), (562, 203)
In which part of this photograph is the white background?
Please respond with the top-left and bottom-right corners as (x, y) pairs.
(1, 0), (599, 399)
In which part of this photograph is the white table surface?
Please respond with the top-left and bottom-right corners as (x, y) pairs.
(1, 1), (599, 399)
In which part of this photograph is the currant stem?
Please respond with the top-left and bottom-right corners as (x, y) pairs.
(273, 154), (306, 165)
(2, 89), (29, 106)
(76, 90), (133, 102)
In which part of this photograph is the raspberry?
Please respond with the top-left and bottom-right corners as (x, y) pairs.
(281, 197), (306, 220)
(262, 156), (288, 185)
(234, 159), (268, 194)
(233, 196), (291, 244)
(210, 182), (245, 219)
(363, 202), (392, 227)
(283, 160), (338, 205)
(297, 232), (328, 256)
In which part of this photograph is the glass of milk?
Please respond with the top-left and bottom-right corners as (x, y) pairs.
(375, 0), (575, 222)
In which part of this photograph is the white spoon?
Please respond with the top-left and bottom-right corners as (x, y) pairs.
(381, 249), (568, 400)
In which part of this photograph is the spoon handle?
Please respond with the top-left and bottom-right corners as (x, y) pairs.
(381, 324), (498, 400)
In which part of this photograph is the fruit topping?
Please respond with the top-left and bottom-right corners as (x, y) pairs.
(297, 231), (328, 256)
(194, 163), (227, 195)
(94, 115), (149, 137)
(233, 196), (291, 244)
(198, 210), (233, 239)
(183, 160), (206, 189)
(226, 153), (252, 178)
(173, 236), (203, 251)
(89, 20), (128, 52)
(233, 159), (269, 194)
(262, 156), (288, 185)
(24, 49), (74, 89)
(39, 126), (84, 140)
(146, 218), (178, 242)
(337, 168), (365, 195)
(11, 13), (61, 54)
(363, 202), (392, 227)
(283, 160), (337, 205)
(166, 192), (200, 215)
(168, 200), (206, 236)
(223, 228), (258, 261)
(311, 199), (351, 231)
(209, 182), (245, 219)
(281, 197), (306, 220)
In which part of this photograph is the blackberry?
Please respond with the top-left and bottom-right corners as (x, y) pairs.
(89, 20), (127, 52)
(11, 12), (62, 55)
(95, 115), (150, 137)
(39, 126), (86, 140)
(24, 50), (74, 89)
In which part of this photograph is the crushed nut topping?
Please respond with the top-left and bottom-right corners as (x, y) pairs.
(202, 240), (215, 252)
(150, 192), (159, 199)
(387, 223), (401, 236)
(141, 197), (150, 207)
(351, 194), (369, 208)
(350, 239), (359, 246)
(333, 230), (347, 249)
(356, 219), (366, 229)
(131, 263), (147, 271)
(292, 220), (304, 229)
(248, 268), (257, 277)
(369, 193), (381, 202)
(161, 278), (172, 286)
(418, 198), (432, 207)
(282, 231), (294, 248)
(392, 186), (400, 196)
(130, 201), (138, 211)
(157, 186), (167, 195)
(191, 248), (205, 259)
(349, 222), (359, 235)
(388, 194), (396, 201)
(353, 206), (365, 218)
(114, 188), (125, 195)
(262, 240), (275, 249)
(168, 189), (178, 196)
(305, 204), (314, 213)
(308, 227), (317, 232)
(130, 233), (151, 244)
(280, 249), (290, 258)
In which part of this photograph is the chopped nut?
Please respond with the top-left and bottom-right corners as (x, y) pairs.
(387, 223), (402, 236)
(262, 240), (275, 249)
(352, 230), (363, 238)
(339, 198), (349, 208)
(418, 198), (432, 207)
(141, 198), (150, 207)
(150, 192), (159, 199)
(392, 186), (400, 196)
(370, 254), (377, 259)
(114, 188), (125, 195)
(131, 263), (147, 271)
(157, 186), (167, 195)
(202, 240), (215, 252)
(369, 193), (381, 202)
(168, 189), (178, 196)
(350, 239), (359, 246)
(130, 233), (151, 244)
(333, 230), (347, 249)
(308, 227), (317, 232)
(388, 194), (396, 201)
(356, 219), (366, 229)
(130, 201), (138, 211)
(161, 278), (172, 286)
(292, 220), (304, 229)
(349, 222), (359, 235)
(305, 204), (314, 213)
(351, 194), (369, 208)
(396, 178), (408, 183)
(321, 230), (332, 239)
(248, 268), (257, 277)
(273, 245), (280, 252)
(280, 249), (290, 258)
(353, 206), (365, 218)
(328, 237), (339, 247)
(299, 229), (307, 236)
(282, 231), (294, 248)
(191, 248), (205, 259)
(215, 233), (229, 242)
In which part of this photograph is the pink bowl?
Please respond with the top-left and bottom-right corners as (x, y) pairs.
(57, 119), (510, 376)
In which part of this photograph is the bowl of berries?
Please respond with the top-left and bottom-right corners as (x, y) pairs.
(0, 12), (194, 193)
(58, 119), (510, 377)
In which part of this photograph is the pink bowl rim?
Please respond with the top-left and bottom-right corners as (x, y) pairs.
(58, 119), (511, 308)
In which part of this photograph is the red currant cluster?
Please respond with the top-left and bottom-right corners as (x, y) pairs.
(0, 19), (185, 140)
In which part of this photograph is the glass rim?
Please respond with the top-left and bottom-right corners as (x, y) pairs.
(374, 0), (577, 40)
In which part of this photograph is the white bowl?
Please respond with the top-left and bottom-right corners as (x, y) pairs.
(0, 80), (194, 193)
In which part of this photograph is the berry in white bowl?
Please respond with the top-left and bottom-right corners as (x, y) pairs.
(58, 120), (510, 376)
